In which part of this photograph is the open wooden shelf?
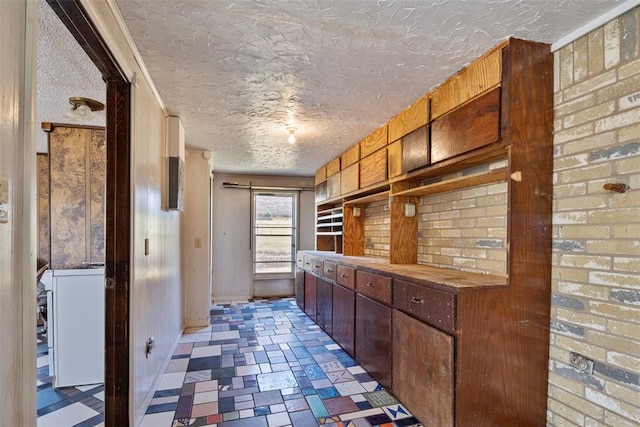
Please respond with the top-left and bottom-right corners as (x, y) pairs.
(392, 167), (508, 198)
(344, 190), (390, 206)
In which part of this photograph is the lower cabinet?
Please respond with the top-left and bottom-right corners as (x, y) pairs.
(332, 284), (355, 357)
(295, 268), (305, 310)
(355, 294), (392, 389)
(316, 278), (333, 335)
(393, 310), (454, 426)
(304, 272), (317, 321)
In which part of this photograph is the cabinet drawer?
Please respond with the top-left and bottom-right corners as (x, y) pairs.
(323, 261), (337, 282)
(302, 255), (315, 272)
(360, 125), (388, 158)
(326, 157), (341, 177)
(337, 265), (355, 289)
(394, 280), (456, 333)
(312, 258), (324, 276)
(296, 253), (304, 269)
(431, 87), (500, 164)
(341, 144), (360, 169)
(356, 271), (392, 305)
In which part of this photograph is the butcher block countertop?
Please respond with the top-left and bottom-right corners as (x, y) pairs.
(300, 251), (507, 290)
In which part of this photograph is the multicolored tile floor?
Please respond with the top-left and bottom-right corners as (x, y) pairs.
(36, 328), (105, 426)
(140, 298), (422, 427)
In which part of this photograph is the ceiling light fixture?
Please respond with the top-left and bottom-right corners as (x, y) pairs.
(63, 97), (104, 122)
(287, 127), (296, 144)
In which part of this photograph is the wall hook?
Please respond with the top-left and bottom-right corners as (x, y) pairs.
(603, 183), (628, 193)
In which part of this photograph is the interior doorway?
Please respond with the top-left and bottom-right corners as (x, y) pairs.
(44, 0), (132, 425)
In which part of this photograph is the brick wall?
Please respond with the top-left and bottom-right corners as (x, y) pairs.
(548, 7), (640, 426)
(363, 200), (390, 258)
(416, 164), (508, 276)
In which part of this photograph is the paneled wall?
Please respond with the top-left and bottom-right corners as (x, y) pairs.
(77, 1), (184, 423)
(0, 1), (37, 424)
(548, 7), (640, 426)
(212, 173), (315, 300)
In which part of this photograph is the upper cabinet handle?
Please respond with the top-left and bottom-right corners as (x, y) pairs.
(411, 296), (424, 304)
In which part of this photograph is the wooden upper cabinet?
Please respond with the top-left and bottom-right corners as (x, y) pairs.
(431, 88), (501, 163)
(431, 41), (503, 120)
(326, 157), (341, 177)
(387, 140), (402, 178)
(341, 144), (360, 169)
(360, 148), (387, 188)
(327, 172), (341, 199)
(360, 125), (388, 158)
(341, 163), (359, 195)
(401, 125), (429, 173)
(388, 95), (429, 143)
(315, 165), (327, 185)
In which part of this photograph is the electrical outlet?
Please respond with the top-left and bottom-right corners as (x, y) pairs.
(570, 352), (594, 374)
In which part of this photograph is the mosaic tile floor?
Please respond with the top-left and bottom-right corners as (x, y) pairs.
(36, 328), (105, 427)
(141, 298), (422, 427)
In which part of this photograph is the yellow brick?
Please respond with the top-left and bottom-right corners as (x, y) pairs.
(561, 131), (617, 155)
(548, 398), (587, 425)
(607, 319), (640, 337)
(559, 254), (612, 270)
(556, 195), (608, 210)
(555, 123), (595, 145)
(555, 266), (590, 282)
(588, 208), (639, 224)
(563, 101), (616, 128)
(588, 27), (605, 76)
(585, 388), (640, 422)
(574, 37), (589, 82)
(586, 330), (640, 355)
(605, 382), (640, 406)
(586, 241), (640, 257)
(611, 222), (640, 239)
(555, 308), (608, 331)
(604, 411), (640, 427)
(558, 164), (612, 184)
(563, 70), (617, 101)
(556, 93), (596, 118)
(558, 224), (610, 239)
(554, 154), (590, 171)
(561, 44), (575, 89)
(555, 387), (605, 420)
(555, 335), (607, 361)
(548, 371), (586, 396)
(613, 257), (640, 272)
(595, 108), (640, 133)
(618, 56), (640, 80)
(476, 259), (506, 274)
(555, 282), (610, 300)
(604, 19), (621, 69)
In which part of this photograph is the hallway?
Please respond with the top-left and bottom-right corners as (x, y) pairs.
(140, 298), (421, 427)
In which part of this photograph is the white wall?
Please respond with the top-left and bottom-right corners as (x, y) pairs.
(78, 2), (184, 424)
(0, 1), (37, 425)
(212, 174), (315, 300)
(182, 149), (212, 328)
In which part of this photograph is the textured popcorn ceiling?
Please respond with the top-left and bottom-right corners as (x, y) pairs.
(40, 0), (623, 175)
(36, 0), (105, 153)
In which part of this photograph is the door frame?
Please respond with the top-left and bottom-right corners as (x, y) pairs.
(46, 1), (131, 424)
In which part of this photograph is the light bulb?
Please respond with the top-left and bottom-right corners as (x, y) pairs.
(287, 128), (296, 144)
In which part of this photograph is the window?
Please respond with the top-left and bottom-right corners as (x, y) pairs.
(253, 192), (297, 277)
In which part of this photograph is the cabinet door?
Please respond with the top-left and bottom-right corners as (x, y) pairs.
(295, 268), (305, 310)
(304, 272), (317, 321)
(332, 284), (355, 357)
(393, 310), (454, 427)
(316, 278), (333, 335)
(355, 294), (392, 389)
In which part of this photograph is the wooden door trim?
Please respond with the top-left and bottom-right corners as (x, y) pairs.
(46, 1), (131, 425)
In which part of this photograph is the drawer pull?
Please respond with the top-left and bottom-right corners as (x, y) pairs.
(326, 269), (333, 273)
(411, 297), (424, 304)
(315, 265), (321, 268)
(366, 282), (375, 287)
(305, 262), (310, 265)
(340, 273), (347, 278)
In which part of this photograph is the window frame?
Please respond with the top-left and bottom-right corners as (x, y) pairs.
(251, 190), (298, 280)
